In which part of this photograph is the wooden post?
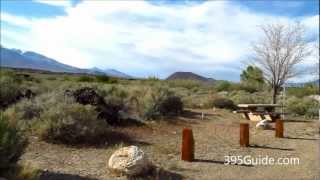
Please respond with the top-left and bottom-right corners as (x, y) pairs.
(181, 128), (194, 162)
(240, 123), (249, 147)
(275, 119), (284, 138)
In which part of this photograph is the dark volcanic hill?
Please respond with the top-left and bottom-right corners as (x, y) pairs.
(166, 72), (215, 82)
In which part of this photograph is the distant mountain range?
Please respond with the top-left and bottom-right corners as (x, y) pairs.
(285, 79), (319, 87)
(166, 72), (216, 82)
(1, 46), (317, 84)
(88, 67), (132, 79)
(0, 46), (132, 79)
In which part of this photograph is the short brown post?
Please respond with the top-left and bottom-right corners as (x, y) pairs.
(275, 119), (284, 138)
(240, 123), (249, 147)
(181, 128), (194, 162)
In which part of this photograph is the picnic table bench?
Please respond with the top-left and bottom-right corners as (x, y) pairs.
(234, 104), (284, 122)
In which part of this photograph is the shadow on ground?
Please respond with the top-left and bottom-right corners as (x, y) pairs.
(283, 119), (315, 123)
(103, 130), (152, 146)
(284, 136), (318, 141)
(95, 129), (153, 148)
(50, 130), (152, 149)
(39, 171), (97, 180)
(181, 110), (213, 119)
(128, 166), (184, 180)
(194, 159), (254, 167)
(117, 118), (145, 127)
(249, 144), (294, 151)
(154, 110), (202, 125)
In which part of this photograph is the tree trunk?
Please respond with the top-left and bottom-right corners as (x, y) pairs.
(272, 86), (278, 104)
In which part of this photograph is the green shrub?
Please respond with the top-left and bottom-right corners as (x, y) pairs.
(141, 87), (183, 120)
(37, 102), (108, 144)
(146, 76), (160, 81)
(287, 85), (318, 98)
(0, 115), (27, 172)
(77, 76), (95, 82)
(228, 91), (253, 104)
(96, 75), (110, 82)
(238, 83), (262, 93)
(3, 165), (40, 180)
(159, 96), (183, 116)
(228, 91), (272, 104)
(240, 66), (265, 92)
(6, 100), (42, 120)
(68, 86), (125, 125)
(4, 99), (42, 131)
(62, 76), (71, 81)
(0, 70), (14, 78)
(3, 91), (64, 131)
(97, 85), (128, 111)
(215, 80), (265, 93)
(286, 97), (319, 118)
(168, 80), (202, 89)
(182, 95), (204, 109)
(4, 89), (112, 144)
(306, 106), (318, 118)
(6, 85), (130, 128)
(95, 75), (118, 84)
(182, 94), (217, 109)
(214, 81), (232, 92)
(46, 77), (56, 81)
(212, 98), (236, 110)
(143, 87), (172, 120)
(286, 97), (305, 115)
(0, 75), (22, 109)
(1, 72), (40, 84)
(103, 85), (128, 102)
(15, 73), (38, 82)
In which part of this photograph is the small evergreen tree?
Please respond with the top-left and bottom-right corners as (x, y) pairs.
(240, 66), (265, 92)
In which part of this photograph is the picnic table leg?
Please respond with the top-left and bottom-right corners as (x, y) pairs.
(244, 113), (250, 120)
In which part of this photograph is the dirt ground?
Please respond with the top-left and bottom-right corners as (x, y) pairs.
(20, 109), (319, 180)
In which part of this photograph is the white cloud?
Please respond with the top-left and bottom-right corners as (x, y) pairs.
(1, 1), (319, 80)
(301, 15), (320, 40)
(1, 12), (33, 26)
(33, 0), (71, 8)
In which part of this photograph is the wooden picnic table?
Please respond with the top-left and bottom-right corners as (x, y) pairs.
(235, 104), (283, 122)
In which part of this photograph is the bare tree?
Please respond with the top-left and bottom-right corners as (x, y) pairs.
(251, 22), (312, 103)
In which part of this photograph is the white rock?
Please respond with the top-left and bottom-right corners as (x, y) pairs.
(256, 119), (272, 130)
(108, 146), (151, 176)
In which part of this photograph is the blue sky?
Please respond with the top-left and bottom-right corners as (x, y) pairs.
(1, 0), (319, 81)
